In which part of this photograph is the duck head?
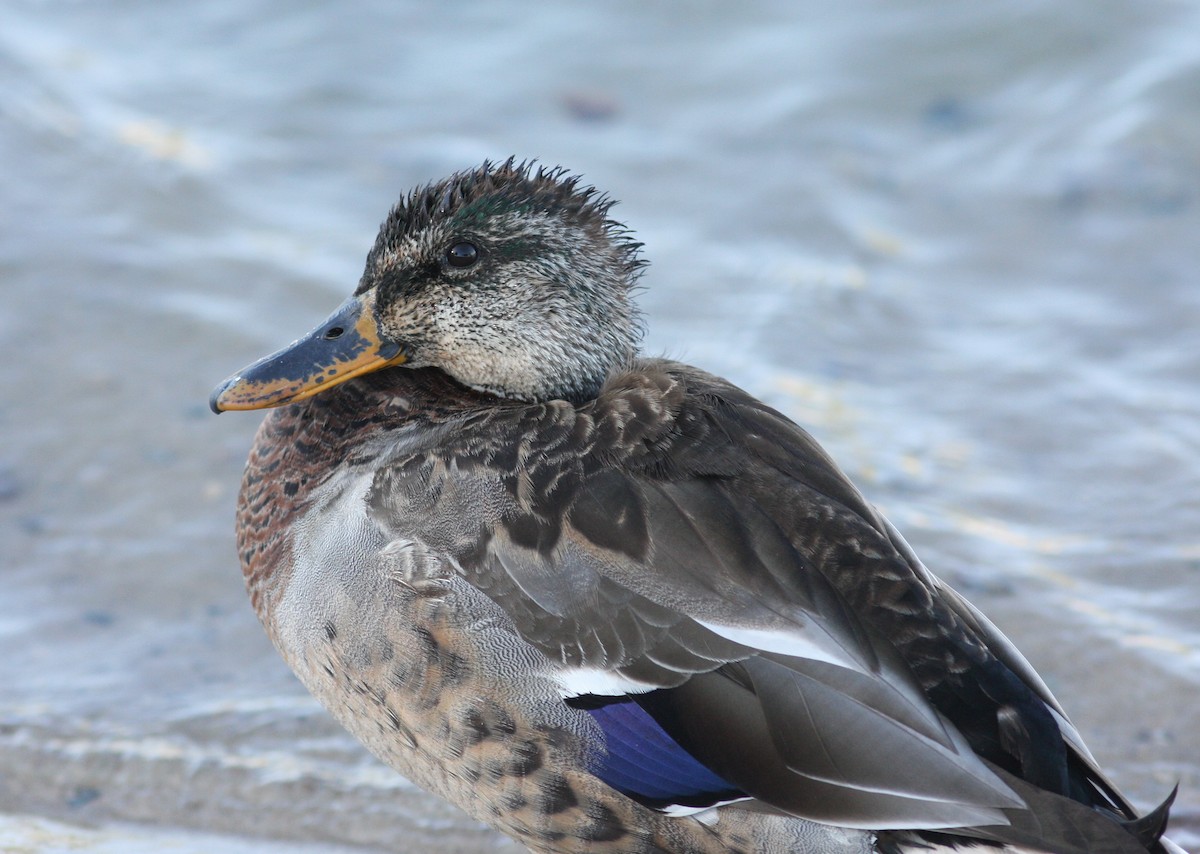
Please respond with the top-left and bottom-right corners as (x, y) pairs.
(210, 160), (644, 412)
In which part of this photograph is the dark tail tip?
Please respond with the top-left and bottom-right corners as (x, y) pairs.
(1119, 784), (1177, 849)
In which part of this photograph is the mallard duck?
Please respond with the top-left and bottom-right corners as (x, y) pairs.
(211, 160), (1186, 854)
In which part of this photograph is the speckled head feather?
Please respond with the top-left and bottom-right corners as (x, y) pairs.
(365, 159), (644, 268)
(354, 159), (647, 404)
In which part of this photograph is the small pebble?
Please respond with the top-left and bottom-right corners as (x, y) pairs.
(0, 464), (21, 501)
(82, 610), (116, 627)
(922, 97), (974, 133)
(562, 90), (620, 123)
(66, 786), (101, 808)
(18, 515), (47, 535)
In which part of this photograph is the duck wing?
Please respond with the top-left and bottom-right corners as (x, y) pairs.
(366, 361), (1153, 849)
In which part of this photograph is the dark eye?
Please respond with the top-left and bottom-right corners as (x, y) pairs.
(445, 241), (479, 268)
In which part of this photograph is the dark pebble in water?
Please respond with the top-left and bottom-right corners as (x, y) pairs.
(922, 97), (974, 133)
(1058, 179), (1091, 213)
(562, 90), (620, 123)
(1136, 727), (1173, 745)
(67, 786), (102, 808)
(82, 610), (116, 627)
(0, 465), (21, 501)
(18, 515), (47, 534)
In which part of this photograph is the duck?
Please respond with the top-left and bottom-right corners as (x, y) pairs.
(211, 159), (1187, 854)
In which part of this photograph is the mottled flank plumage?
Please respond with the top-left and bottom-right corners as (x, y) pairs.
(212, 160), (1188, 854)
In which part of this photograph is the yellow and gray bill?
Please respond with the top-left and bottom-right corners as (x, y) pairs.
(210, 294), (406, 412)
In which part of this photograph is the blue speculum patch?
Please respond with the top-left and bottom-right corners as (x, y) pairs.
(582, 699), (741, 807)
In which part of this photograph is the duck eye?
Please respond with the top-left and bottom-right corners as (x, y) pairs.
(445, 241), (479, 268)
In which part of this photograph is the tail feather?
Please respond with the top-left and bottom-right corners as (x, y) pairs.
(879, 765), (1182, 854)
(1121, 785), (1176, 850)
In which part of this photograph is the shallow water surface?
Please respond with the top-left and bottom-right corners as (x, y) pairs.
(2, 0), (1198, 850)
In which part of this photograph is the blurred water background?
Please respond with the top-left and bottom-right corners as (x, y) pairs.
(2, 1), (1198, 851)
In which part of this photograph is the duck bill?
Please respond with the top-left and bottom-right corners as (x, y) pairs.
(210, 295), (407, 413)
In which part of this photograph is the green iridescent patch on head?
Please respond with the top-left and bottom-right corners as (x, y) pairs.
(450, 193), (519, 229)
